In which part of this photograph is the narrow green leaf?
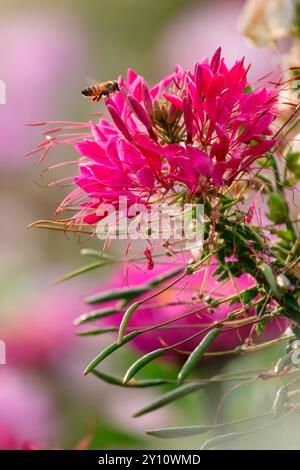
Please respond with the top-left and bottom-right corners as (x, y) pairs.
(91, 370), (123, 386)
(74, 307), (119, 326)
(178, 329), (221, 384)
(133, 383), (204, 417)
(148, 268), (184, 287)
(126, 379), (169, 388)
(53, 261), (103, 284)
(92, 370), (168, 388)
(147, 425), (212, 438)
(258, 262), (281, 300)
(86, 286), (148, 305)
(123, 349), (165, 384)
(80, 248), (103, 258)
(76, 327), (118, 336)
(83, 331), (140, 375)
(118, 301), (141, 344)
(242, 286), (259, 305)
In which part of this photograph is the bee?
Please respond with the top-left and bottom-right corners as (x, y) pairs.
(81, 80), (119, 103)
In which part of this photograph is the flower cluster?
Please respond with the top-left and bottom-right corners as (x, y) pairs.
(33, 48), (278, 225)
(30, 46), (300, 445)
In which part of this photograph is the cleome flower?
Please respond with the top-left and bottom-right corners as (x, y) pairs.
(29, 48), (278, 225)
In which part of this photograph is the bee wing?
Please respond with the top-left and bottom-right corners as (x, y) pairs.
(86, 76), (101, 85)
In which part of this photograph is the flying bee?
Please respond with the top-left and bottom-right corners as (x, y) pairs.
(81, 80), (119, 103)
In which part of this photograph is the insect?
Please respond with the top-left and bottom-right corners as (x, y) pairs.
(81, 80), (119, 102)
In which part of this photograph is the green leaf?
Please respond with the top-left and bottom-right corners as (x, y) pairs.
(243, 85), (253, 94)
(133, 383), (205, 417)
(256, 299), (266, 317)
(178, 329), (221, 384)
(91, 370), (124, 386)
(86, 268), (183, 305)
(256, 157), (275, 168)
(148, 268), (184, 287)
(147, 425), (212, 438)
(242, 286), (259, 305)
(271, 229), (294, 242)
(86, 286), (149, 305)
(254, 319), (267, 336)
(123, 349), (166, 384)
(117, 301), (141, 344)
(76, 327), (118, 336)
(74, 307), (119, 326)
(212, 265), (224, 277)
(258, 262), (281, 300)
(286, 150), (300, 180)
(53, 261), (103, 284)
(266, 193), (289, 224)
(80, 248), (103, 258)
(84, 331), (140, 375)
(91, 370), (168, 387)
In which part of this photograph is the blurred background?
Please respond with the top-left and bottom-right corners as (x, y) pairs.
(0, 0), (298, 450)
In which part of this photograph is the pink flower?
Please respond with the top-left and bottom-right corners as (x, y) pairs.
(84, 262), (288, 356)
(0, 425), (39, 450)
(0, 368), (58, 447)
(31, 49), (278, 225)
(1, 283), (90, 367)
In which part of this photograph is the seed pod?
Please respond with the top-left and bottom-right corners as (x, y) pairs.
(178, 329), (221, 383)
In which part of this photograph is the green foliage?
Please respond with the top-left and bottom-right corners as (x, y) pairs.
(286, 150), (300, 181)
(292, 1), (300, 37)
(123, 349), (166, 384)
(178, 330), (221, 384)
(266, 193), (289, 224)
(258, 262), (280, 300)
(243, 85), (253, 94)
(147, 425), (212, 438)
(133, 383), (205, 417)
(74, 307), (120, 326)
(60, 140), (300, 446)
(84, 331), (141, 375)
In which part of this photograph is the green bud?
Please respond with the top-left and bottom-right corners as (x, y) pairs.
(286, 150), (300, 180)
